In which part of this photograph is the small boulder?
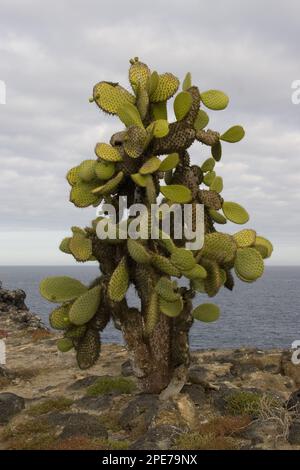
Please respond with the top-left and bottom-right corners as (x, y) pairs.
(0, 392), (25, 424)
(58, 413), (108, 439)
(119, 394), (159, 431)
(288, 420), (300, 445)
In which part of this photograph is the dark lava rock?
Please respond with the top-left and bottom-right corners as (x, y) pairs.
(46, 412), (107, 439)
(130, 425), (183, 450)
(75, 394), (112, 411)
(0, 392), (25, 424)
(288, 420), (300, 445)
(181, 384), (207, 406)
(119, 394), (159, 431)
(67, 375), (100, 391)
(121, 359), (133, 377)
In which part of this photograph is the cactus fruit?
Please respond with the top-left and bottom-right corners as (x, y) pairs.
(155, 277), (180, 302)
(234, 247), (264, 282)
(70, 233), (92, 262)
(144, 292), (159, 335)
(160, 296), (183, 317)
(160, 185), (192, 203)
(200, 90), (229, 110)
(192, 303), (220, 322)
(233, 229), (256, 248)
(220, 125), (245, 143)
(222, 201), (249, 224)
(93, 81), (135, 115)
(150, 73), (179, 102)
(151, 254), (181, 277)
(69, 285), (101, 326)
(57, 338), (74, 352)
(40, 58), (272, 382)
(108, 257), (129, 302)
(159, 153), (179, 172)
(127, 238), (151, 264)
(95, 143), (122, 162)
(171, 248), (196, 271)
(40, 276), (87, 303)
(50, 304), (71, 330)
(76, 328), (100, 369)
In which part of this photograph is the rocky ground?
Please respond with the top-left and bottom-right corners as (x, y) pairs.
(0, 282), (300, 450)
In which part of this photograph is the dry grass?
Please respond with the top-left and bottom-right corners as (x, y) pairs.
(173, 432), (239, 450)
(50, 436), (129, 450)
(31, 329), (52, 342)
(86, 377), (136, 396)
(1, 419), (57, 450)
(198, 415), (251, 436)
(27, 396), (73, 416)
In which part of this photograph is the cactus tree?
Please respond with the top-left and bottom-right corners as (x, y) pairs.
(40, 58), (273, 393)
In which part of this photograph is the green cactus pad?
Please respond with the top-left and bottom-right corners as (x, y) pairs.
(203, 171), (216, 186)
(69, 285), (101, 326)
(95, 161), (115, 180)
(234, 247), (264, 282)
(49, 304), (71, 330)
(95, 143), (122, 162)
(139, 156), (161, 175)
(182, 264), (207, 280)
(70, 233), (92, 262)
(93, 81), (135, 115)
(212, 141), (222, 161)
(124, 125), (148, 158)
(201, 232), (237, 264)
(150, 73), (179, 102)
(233, 229), (256, 248)
(65, 325), (87, 339)
(108, 257), (129, 302)
(171, 248), (196, 271)
(92, 171), (124, 195)
(155, 277), (180, 302)
(200, 89), (229, 110)
(66, 166), (80, 186)
(174, 91), (193, 121)
(202, 259), (222, 297)
(131, 173), (149, 187)
(192, 303), (220, 322)
(192, 278), (206, 293)
(40, 276), (87, 303)
(182, 72), (192, 91)
(158, 232), (176, 254)
(144, 292), (159, 336)
(57, 338), (74, 352)
(70, 181), (99, 207)
(117, 102), (144, 128)
(76, 328), (100, 369)
(78, 160), (97, 182)
(159, 153), (179, 172)
(222, 201), (249, 224)
(160, 185), (192, 203)
(254, 236), (273, 259)
(160, 296), (183, 317)
(210, 176), (223, 193)
(194, 110), (209, 131)
(146, 175), (157, 204)
(201, 157), (215, 173)
(151, 254), (181, 277)
(209, 210), (227, 224)
(127, 239), (151, 264)
(129, 59), (151, 90)
(153, 119), (169, 138)
(220, 126), (245, 143)
(148, 71), (159, 96)
(59, 237), (72, 254)
(151, 101), (168, 120)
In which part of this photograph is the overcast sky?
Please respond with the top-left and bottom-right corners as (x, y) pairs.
(0, 0), (299, 265)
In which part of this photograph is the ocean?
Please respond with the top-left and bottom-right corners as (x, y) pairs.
(0, 266), (299, 350)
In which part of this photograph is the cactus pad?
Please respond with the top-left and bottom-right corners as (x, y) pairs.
(95, 161), (115, 180)
(78, 160), (97, 182)
(155, 277), (180, 302)
(92, 171), (124, 195)
(160, 184), (192, 203)
(254, 236), (273, 259)
(234, 247), (264, 282)
(194, 110), (209, 131)
(70, 233), (92, 262)
(69, 285), (101, 326)
(57, 338), (74, 352)
(67, 166), (80, 186)
(93, 81), (135, 115)
(124, 126), (148, 158)
(108, 257), (129, 302)
(174, 91), (193, 121)
(182, 72), (192, 91)
(59, 237), (72, 254)
(139, 156), (161, 175)
(76, 328), (100, 369)
(127, 239), (151, 264)
(171, 248), (196, 271)
(159, 153), (179, 172)
(210, 176), (223, 193)
(209, 209), (227, 224)
(201, 232), (237, 264)
(233, 229), (256, 248)
(95, 143), (122, 162)
(222, 201), (249, 224)
(49, 304), (71, 330)
(200, 90), (229, 110)
(220, 125), (245, 143)
(160, 296), (183, 317)
(70, 181), (99, 207)
(150, 73), (179, 102)
(145, 292), (159, 335)
(151, 254), (181, 277)
(117, 102), (144, 128)
(40, 276), (87, 303)
(129, 58), (151, 90)
(192, 303), (220, 322)
(182, 264), (207, 280)
(201, 157), (215, 173)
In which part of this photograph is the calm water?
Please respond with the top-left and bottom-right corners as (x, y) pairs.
(0, 266), (299, 350)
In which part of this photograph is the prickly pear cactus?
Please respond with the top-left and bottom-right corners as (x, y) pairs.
(40, 58), (273, 390)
